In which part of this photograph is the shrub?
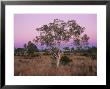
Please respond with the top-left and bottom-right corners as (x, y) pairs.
(81, 53), (89, 57)
(60, 55), (72, 65)
(43, 52), (50, 55)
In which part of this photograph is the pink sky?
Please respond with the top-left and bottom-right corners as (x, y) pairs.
(14, 14), (97, 48)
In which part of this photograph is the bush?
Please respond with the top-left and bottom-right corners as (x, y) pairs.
(60, 55), (72, 65)
(43, 52), (50, 55)
(81, 53), (89, 57)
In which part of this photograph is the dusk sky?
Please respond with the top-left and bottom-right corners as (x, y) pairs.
(14, 14), (97, 49)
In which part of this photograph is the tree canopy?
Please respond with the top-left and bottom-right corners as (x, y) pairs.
(34, 19), (89, 50)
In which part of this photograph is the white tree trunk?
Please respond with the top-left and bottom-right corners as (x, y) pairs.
(56, 52), (61, 68)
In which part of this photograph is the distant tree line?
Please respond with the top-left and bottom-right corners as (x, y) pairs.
(15, 41), (96, 57)
(14, 41), (39, 57)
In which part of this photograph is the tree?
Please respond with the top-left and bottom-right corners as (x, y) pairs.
(33, 19), (89, 67)
(81, 34), (90, 49)
(24, 43), (27, 49)
(25, 41), (39, 57)
(71, 47), (74, 53)
(23, 43), (27, 56)
(74, 38), (81, 51)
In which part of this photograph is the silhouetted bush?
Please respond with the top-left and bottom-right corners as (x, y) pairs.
(60, 55), (72, 65)
(81, 53), (89, 57)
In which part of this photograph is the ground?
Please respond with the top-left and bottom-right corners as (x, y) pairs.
(14, 53), (97, 76)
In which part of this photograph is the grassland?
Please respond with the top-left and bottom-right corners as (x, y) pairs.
(14, 53), (97, 76)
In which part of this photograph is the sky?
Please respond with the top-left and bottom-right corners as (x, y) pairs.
(14, 14), (97, 49)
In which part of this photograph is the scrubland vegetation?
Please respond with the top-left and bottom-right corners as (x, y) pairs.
(14, 46), (97, 76)
(14, 19), (97, 76)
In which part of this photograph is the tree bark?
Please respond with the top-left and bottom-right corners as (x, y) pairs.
(56, 51), (61, 68)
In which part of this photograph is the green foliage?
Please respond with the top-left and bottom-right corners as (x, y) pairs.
(24, 41), (39, 57)
(60, 55), (72, 65)
(27, 41), (39, 53)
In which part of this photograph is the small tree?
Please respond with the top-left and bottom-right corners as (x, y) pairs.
(34, 19), (89, 67)
(60, 55), (72, 65)
(24, 41), (39, 57)
(71, 47), (74, 53)
(81, 34), (90, 49)
(23, 43), (27, 56)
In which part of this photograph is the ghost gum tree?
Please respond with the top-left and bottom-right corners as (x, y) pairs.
(33, 19), (89, 67)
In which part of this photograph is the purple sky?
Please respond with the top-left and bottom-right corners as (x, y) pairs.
(14, 14), (97, 48)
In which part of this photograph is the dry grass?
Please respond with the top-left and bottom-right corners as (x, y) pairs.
(14, 54), (97, 76)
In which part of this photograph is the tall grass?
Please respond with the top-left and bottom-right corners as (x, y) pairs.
(14, 53), (97, 76)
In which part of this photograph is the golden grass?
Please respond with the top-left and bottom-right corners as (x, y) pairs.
(14, 54), (97, 76)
